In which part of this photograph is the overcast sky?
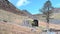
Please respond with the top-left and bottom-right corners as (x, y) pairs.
(8, 0), (60, 14)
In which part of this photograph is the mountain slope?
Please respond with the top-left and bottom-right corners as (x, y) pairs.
(0, 9), (29, 24)
(0, 0), (33, 24)
(0, 0), (32, 17)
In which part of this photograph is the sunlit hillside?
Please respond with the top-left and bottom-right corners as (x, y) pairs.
(52, 13), (60, 19)
(0, 0), (60, 34)
(0, 0), (33, 25)
(0, 9), (32, 24)
(0, 22), (41, 34)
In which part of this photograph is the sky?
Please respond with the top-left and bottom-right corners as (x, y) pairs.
(8, 0), (60, 15)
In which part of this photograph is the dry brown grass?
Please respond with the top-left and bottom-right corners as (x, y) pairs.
(0, 8), (60, 34)
(0, 22), (41, 34)
(0, 21), (60, 34)
(39, 21), (60, 30)
(0, 9), (32, 24)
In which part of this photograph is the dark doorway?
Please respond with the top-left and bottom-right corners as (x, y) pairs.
(32, 19), (38, 27)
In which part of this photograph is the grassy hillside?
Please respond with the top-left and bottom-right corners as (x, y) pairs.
(0, 22), (41, 34)
(0, 0), (60, 34)
(0, 9), (32, 25)
(0, 21), (60, 34)
(51, 13), (60, 19)
(39, 21), (60, 30)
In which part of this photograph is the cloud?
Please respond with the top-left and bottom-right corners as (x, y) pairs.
(16, 0), (30, 7)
